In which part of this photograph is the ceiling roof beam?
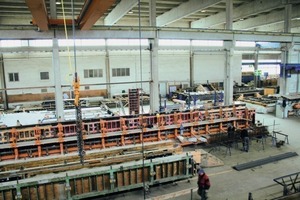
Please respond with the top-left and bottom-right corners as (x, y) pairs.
(191, 0), (285, 28)
(233, 4), (300, 30)
(255, 20), (300, 33)
(1, 28), (300, 43)
(156, 0), (223, 27)
(49, 0), (57, 19)
(78, 0), (116, 30)
(104, 0), (138, 25)
(25, 0), (49, 31)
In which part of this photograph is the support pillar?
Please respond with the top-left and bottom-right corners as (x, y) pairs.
(224, 41), (234, 105)
(52, 36), (65, 120)
(149, 0), (159, 112)
(284, 3), (292, 33)
(280, 44), (288, 95)
(253, 46), (259, 88)
(279, 3), (292, 95)
(226, 0), (233, 30)
(105, 39), (111, 98)
(0, 54), (8, 110)
(190, 49), (194, 87)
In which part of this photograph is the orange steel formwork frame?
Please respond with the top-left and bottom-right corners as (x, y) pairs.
(0, 105), (255, 161)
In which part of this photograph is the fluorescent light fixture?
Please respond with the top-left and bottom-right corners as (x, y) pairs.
(201, 10), (206, 13)
(128, 10), (133, 14)
(56, 2), (61, 5)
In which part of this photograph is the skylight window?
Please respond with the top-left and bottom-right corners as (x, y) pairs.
(29, 40), (52, 47)
(0, 40), (27, 47)
(159, 39), (190, 46)
(192, 40), (223, 46)
(235, 41), (256, 47)
(107, 39), (148, 46)
(80, 39), (105, 46)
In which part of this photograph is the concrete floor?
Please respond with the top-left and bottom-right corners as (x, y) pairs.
(96, 113), (300, 200)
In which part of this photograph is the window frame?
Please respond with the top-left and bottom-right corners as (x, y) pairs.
(8, 72), (19, 82)
(112, 68), (130, 77)
(40, 72), (49, 80)
(84, 69), (103, 78)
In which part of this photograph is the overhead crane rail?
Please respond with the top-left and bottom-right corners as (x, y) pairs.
(0, 104), (255, 161)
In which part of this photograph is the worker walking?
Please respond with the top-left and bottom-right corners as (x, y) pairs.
(241, 128), (249, 152)
(197, 169), (211, 200)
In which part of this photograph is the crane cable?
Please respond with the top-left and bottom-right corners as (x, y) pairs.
(137, 0), (146, 199)
(60, 0), (74, 86)
(60, 0), (84, 164)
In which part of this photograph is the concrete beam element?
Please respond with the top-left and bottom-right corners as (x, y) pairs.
(226, 0), (233, 30)
(156, 0), (222, 27)
(234, 10), (284, 30)
(25, 0), (49, 31)
(224, 41), (234, 105)
(149, 0), (159, 112)
(104, 0), (138, 25)
(234, 4), (300, 30)
(191, 0), (284, 28)
(0, 28), (300, 43)
(255, 20), (300, 32)
(149, 0), (156, 26)
(284, 4), (292, 33)
(52, 38), (65, 120)
(49, 0), (57, 19)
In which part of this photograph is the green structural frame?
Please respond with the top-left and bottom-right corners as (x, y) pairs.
(0, 153), (194, 200)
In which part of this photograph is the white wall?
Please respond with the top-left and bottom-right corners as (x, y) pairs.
(109, 51), (151, 95)
(4, 51), (107, 95)
(158, 51), (190, 82)
(194, 52), (242, 84)
(3, 50), (242, 96)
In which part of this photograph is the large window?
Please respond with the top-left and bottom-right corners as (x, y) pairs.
(84, 69), (103, 78)
(40, 72), (49, 80)
(8, 73), (19, 82)
(112, 68), (130, 77)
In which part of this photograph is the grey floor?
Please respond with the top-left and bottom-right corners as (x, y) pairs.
(96, 112), (300, 200)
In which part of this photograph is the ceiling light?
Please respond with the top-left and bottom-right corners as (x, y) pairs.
(128, 10), (133, 14)
(201, 10), (206, 13)
(240, 18), (244, 21)
(56, 1), (61, 5)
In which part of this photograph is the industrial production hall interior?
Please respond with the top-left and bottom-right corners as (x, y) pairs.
(0, 0), (300, 200)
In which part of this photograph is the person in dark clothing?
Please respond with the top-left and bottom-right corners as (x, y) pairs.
(227, 123), (235, 147)
(240, 128), (249, 152)
(197, 169), (211, 200)
(227, 124), (235, 139)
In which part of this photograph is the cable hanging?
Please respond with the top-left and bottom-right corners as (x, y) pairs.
(60, 0), (74, 85)
(137, 0), (146, 199)
(61, 0), (84, 165)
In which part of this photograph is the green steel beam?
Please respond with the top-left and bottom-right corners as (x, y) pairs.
(0, 154), (194, 200)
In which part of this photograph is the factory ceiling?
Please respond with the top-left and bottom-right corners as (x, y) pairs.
(0, 0), (300, 33)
